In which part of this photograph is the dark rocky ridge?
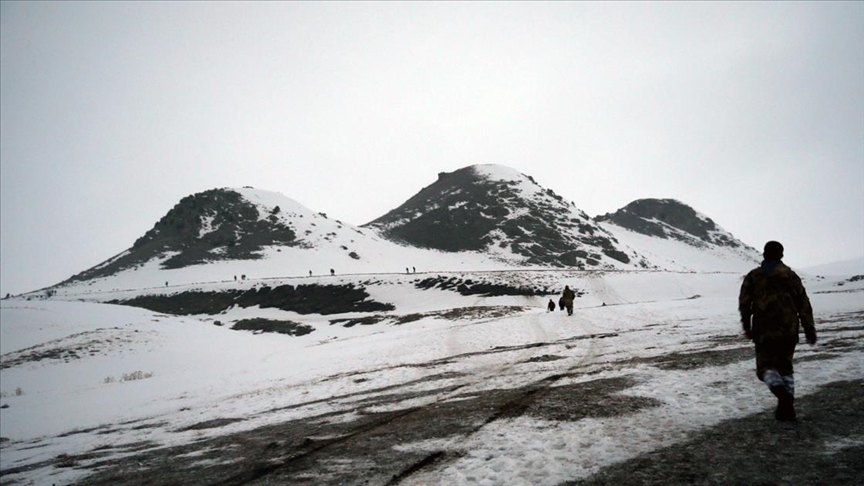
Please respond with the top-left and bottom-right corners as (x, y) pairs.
(108, 284), (394, 316)
(231, 318), (314, 336)
(413, 275), (558, 297)
(364, 165), (640, 268)
(65, 189), (297, 283)
(595, 198), (752, 250)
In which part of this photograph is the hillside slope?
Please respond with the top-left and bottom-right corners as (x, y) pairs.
(52, 187), (522, 294)
(48, 167), (763, 296)
(365, 165), (648, 269)
(597, 198), (760, 272)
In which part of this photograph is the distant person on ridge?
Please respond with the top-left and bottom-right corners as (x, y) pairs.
(739, 240), (816, 421)
(561, 285), (575, 316)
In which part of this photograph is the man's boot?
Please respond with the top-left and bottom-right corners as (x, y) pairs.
(765, 370), (796, 421)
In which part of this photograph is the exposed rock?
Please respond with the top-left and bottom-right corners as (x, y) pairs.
(596, 198), (754, 250)
(364, 165), (642, 268)
(65, 189), (297, 282)
(231, 318), (314, 336)
(109, 284), (394, 316)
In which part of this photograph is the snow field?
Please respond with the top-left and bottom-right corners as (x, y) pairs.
(1, 271), (861, 485)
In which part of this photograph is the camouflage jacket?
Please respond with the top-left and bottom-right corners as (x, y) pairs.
(739, 260), (815, 343)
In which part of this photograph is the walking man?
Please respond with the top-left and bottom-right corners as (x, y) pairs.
(561, 285), (576, 316)
(739, 241), (817, 421)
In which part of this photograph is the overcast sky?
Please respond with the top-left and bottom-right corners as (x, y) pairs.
(2, 1), (862, 295)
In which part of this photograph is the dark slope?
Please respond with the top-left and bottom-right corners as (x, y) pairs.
(64, 189), (297, 283)
(364, 165), (643, 268)
(596, 198), (755, 250)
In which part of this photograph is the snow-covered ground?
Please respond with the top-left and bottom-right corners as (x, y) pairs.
(800, 256), (864, 276)
(2, 269), (862, 485)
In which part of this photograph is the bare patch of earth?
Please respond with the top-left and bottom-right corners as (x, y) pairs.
(231, 318), (314, 337)
(563, 379), (864, 486)
(329, 305), (529, 328)
(413, 275), (558, 297)
(0, 328), (140, 370)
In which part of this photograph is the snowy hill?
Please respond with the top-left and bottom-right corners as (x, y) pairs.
(52, 187), (521, 295)
(800, 256), (864, 276)
(365, 164), (648, 269)
(596, 198), (750, 250)
(597, 198), (761, 272)
(47, 165), (765, 300)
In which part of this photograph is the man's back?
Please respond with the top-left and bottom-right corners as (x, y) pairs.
(740, 261), (813, 342)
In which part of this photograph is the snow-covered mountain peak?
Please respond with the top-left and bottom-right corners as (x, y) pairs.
(596, 198), (754, 250)
(230, 186), (316, 218)
(596, 198), (760, 271)
(364, 165), (643, 268)
(228, 187), (367, 245)
(61, 187), (374, 285)
(470, 164), (554, 201)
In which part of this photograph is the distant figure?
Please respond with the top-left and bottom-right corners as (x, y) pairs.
(561, 285), (575, 316)
(330, 268), (335, 276)
(739, 240), (816, 421)
(309, 270), (312, 277)
(241, 274), (246, 281)
(234, 275), (237, 281)
(547, 299), (556, 312)
(406, 267), (410, 274)
(558, 297), (565, 311)
(412, 267), (416, 273)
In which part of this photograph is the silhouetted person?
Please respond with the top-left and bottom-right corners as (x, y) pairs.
(330, 269), (335, 276)
(561, 285), (575, 316)
(547, 299), (556, 312)
(739, 241), (816, 421)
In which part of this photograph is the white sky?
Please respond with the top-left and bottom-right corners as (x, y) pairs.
(2, 1), (863, 296)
